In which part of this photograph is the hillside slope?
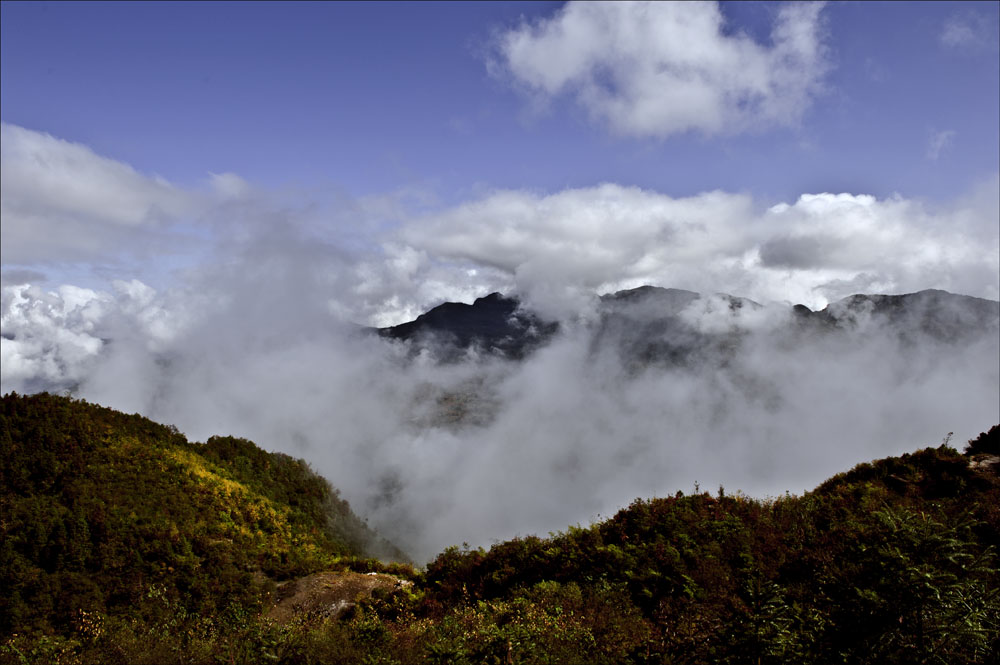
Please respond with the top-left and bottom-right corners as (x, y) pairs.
(412, 437), (1000, 664)
(0, 392), (405, 639)
(2, 393), (997, 664)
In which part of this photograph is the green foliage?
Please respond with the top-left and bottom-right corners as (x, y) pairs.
(821, 506), (998, 664)
(0, 392), (400, 641)
(2, 393), (997, 664)
(965, 425), (1000, 456)
(419, 435), (1000, 664)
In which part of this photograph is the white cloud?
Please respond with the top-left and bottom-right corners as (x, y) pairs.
(492, 1), (829, 138)
(209, 172), (252, 200)
(0, 124), (262, 271)
(400, 183), (1000, 315)
(940, 12), (999, 50)
(0, 279), (192, 395)
(2, 120), (996, 326)
(0, 123), (197, 265)
(0, 124), (187, 227)
(941, 20), (977, 48)
(0, 283), (111, 390)
(4, 124), (994, 329)
(926, 129), (956, 161)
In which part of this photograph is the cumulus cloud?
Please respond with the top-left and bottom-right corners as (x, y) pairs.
(6, 123), (995, 326)
(1, 283), (111, 392)
(0, 123), (266, 279)
(0, 123), (199, 266)
(401, 184), (1000, 315)
(491, 1), (829, 137)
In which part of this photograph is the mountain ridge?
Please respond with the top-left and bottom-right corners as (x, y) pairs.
(378, 285), (1000, 359)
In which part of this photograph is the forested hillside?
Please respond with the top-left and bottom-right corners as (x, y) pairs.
(0, 393), (405, 645)
(417, 437), (1000, 664)
(1, 394), (997, 664)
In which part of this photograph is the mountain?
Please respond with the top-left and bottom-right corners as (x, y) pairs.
(792, 288), (1000, 342)
(378, 291), (559, 359)
(589, 287), (763, 369)
(379, 286), (1000, 361)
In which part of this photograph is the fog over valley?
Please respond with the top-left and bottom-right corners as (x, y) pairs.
(3, 267), (997, 560)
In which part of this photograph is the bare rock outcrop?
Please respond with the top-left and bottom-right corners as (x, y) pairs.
(266, 571), (412, 624)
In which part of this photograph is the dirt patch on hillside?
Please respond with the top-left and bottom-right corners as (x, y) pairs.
(969, 454), (1000, 472)
(267, 571), (412, 624)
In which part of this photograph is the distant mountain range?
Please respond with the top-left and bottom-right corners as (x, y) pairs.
(378, 286), (1000, 361)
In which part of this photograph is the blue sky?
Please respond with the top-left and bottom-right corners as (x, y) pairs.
(3, 1), (997, 201)
(1, 1), (998, 317)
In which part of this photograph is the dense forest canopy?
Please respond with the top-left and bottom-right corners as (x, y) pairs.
(0, 393), (405, 639)
(1, 393), (998, 664)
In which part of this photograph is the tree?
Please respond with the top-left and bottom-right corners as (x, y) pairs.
(829, 506), (999, 664)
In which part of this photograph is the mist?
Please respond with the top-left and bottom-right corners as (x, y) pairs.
(3, 267), (997, 563)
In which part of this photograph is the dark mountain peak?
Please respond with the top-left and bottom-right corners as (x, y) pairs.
(591, 287), (761, 369)
(382, 293), (512, 335)
(791, 289), (998, 318)
(474, 292), (510, 305)
(379, 291), (556, 359)
(389, 292), (519, 331)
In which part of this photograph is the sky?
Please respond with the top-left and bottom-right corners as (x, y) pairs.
(1, 1), (999, 560)
(1, 1), (997, 203)
(2, 0), (999, 311)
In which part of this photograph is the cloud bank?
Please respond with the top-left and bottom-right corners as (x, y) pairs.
(0, 123), (197, 266)
(403, 182), (1000, 317)
(4, 124), (997, 324)
(491, 1), (828, 137)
